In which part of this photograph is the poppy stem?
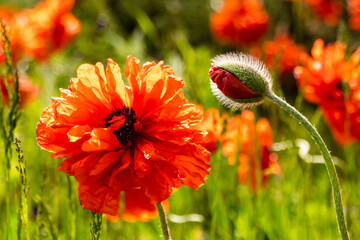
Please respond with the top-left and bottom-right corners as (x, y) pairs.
(156, 203), (172, 240)
(266, 92), (350, 240)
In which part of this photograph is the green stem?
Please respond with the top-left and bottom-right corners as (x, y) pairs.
(156, 203), (172, 240)
(90, 212), (102, 240)
(14, 138), (29, 240)
(6, 162), (11, 240)
(266, 92), (350, 240)
(67, 176), (76, 240)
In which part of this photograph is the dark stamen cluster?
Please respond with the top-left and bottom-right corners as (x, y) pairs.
(104, 106), (137, 146)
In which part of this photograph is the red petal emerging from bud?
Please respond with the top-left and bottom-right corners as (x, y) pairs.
(209, 65), (259, 99)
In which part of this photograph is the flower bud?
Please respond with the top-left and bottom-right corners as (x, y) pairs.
(209, 52), (273, 110)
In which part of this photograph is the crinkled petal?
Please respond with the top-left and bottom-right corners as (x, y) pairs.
(124, 55), (141, 93)
(121, 189), (169, 222)
(142, 161), (183, 203)
(105, 58), (130, 106)
(78, 182), (120, 215)
(60, 151), (129, 215)
(82, 128), (121, 152)
(109, 149), (132, 186)
(67, 124), (92, 142)
(90, 149), (126, 176)
(152, 140), (211, 189)
(71, 64), (112, 109)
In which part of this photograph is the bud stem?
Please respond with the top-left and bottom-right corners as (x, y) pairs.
(156, 203), (172, 240)
(266, 91), (350, 240)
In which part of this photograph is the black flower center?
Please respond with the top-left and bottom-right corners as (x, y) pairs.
(104, 106), (138, 146)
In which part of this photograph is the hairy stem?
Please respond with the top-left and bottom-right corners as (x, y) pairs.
(156, 203), (172, 240)
(266, 92), (350, 240)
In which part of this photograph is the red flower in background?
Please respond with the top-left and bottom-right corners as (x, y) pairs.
(251, 33), (305, 77)
(1, 75), (39, 107)
(287, 0), (360, 28)
(347, 0), (360, 29)
(106, 189), (170, 222)
(36, 56), (211, 215)
(192, 108), (225, 153)
(0, 0), (81, 63)
(304, 0), (343, 26)
(294, 39), (360, 144)
(222, 114), (241, 166)
(222, 110), (280, 191)
(256, 118), (281, 186)
(210, 0), (268, 46)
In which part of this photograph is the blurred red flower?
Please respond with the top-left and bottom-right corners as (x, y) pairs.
(0, 0), (81, 63)
(256, 118), (281, 187)
(106, 189), (169, 222)
(294, 39), (360, 145)
(304, 0), (343, 26)
(287, 0), (354, 27)
(1, 75), (39, 108)
(210, 0), (268, 46)
(192, 108), (225, 153)
(251, 33), (305, 77)
(36, 56), (211, 215)
(347, 0), (360, 29)
(222, 110), (280, 191)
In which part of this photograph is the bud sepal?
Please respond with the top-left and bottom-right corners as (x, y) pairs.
(209, 52), (272, 110)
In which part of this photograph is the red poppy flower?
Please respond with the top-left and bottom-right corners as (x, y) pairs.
(210, 0), (268, 46)
(36, 56), (211, 215)
(251, 33), (305, 77)
(191, 108), (225, 153)
(0, 0), (81, 63)
(294, 39), (360, 144)
(222, 110), (280, 191)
